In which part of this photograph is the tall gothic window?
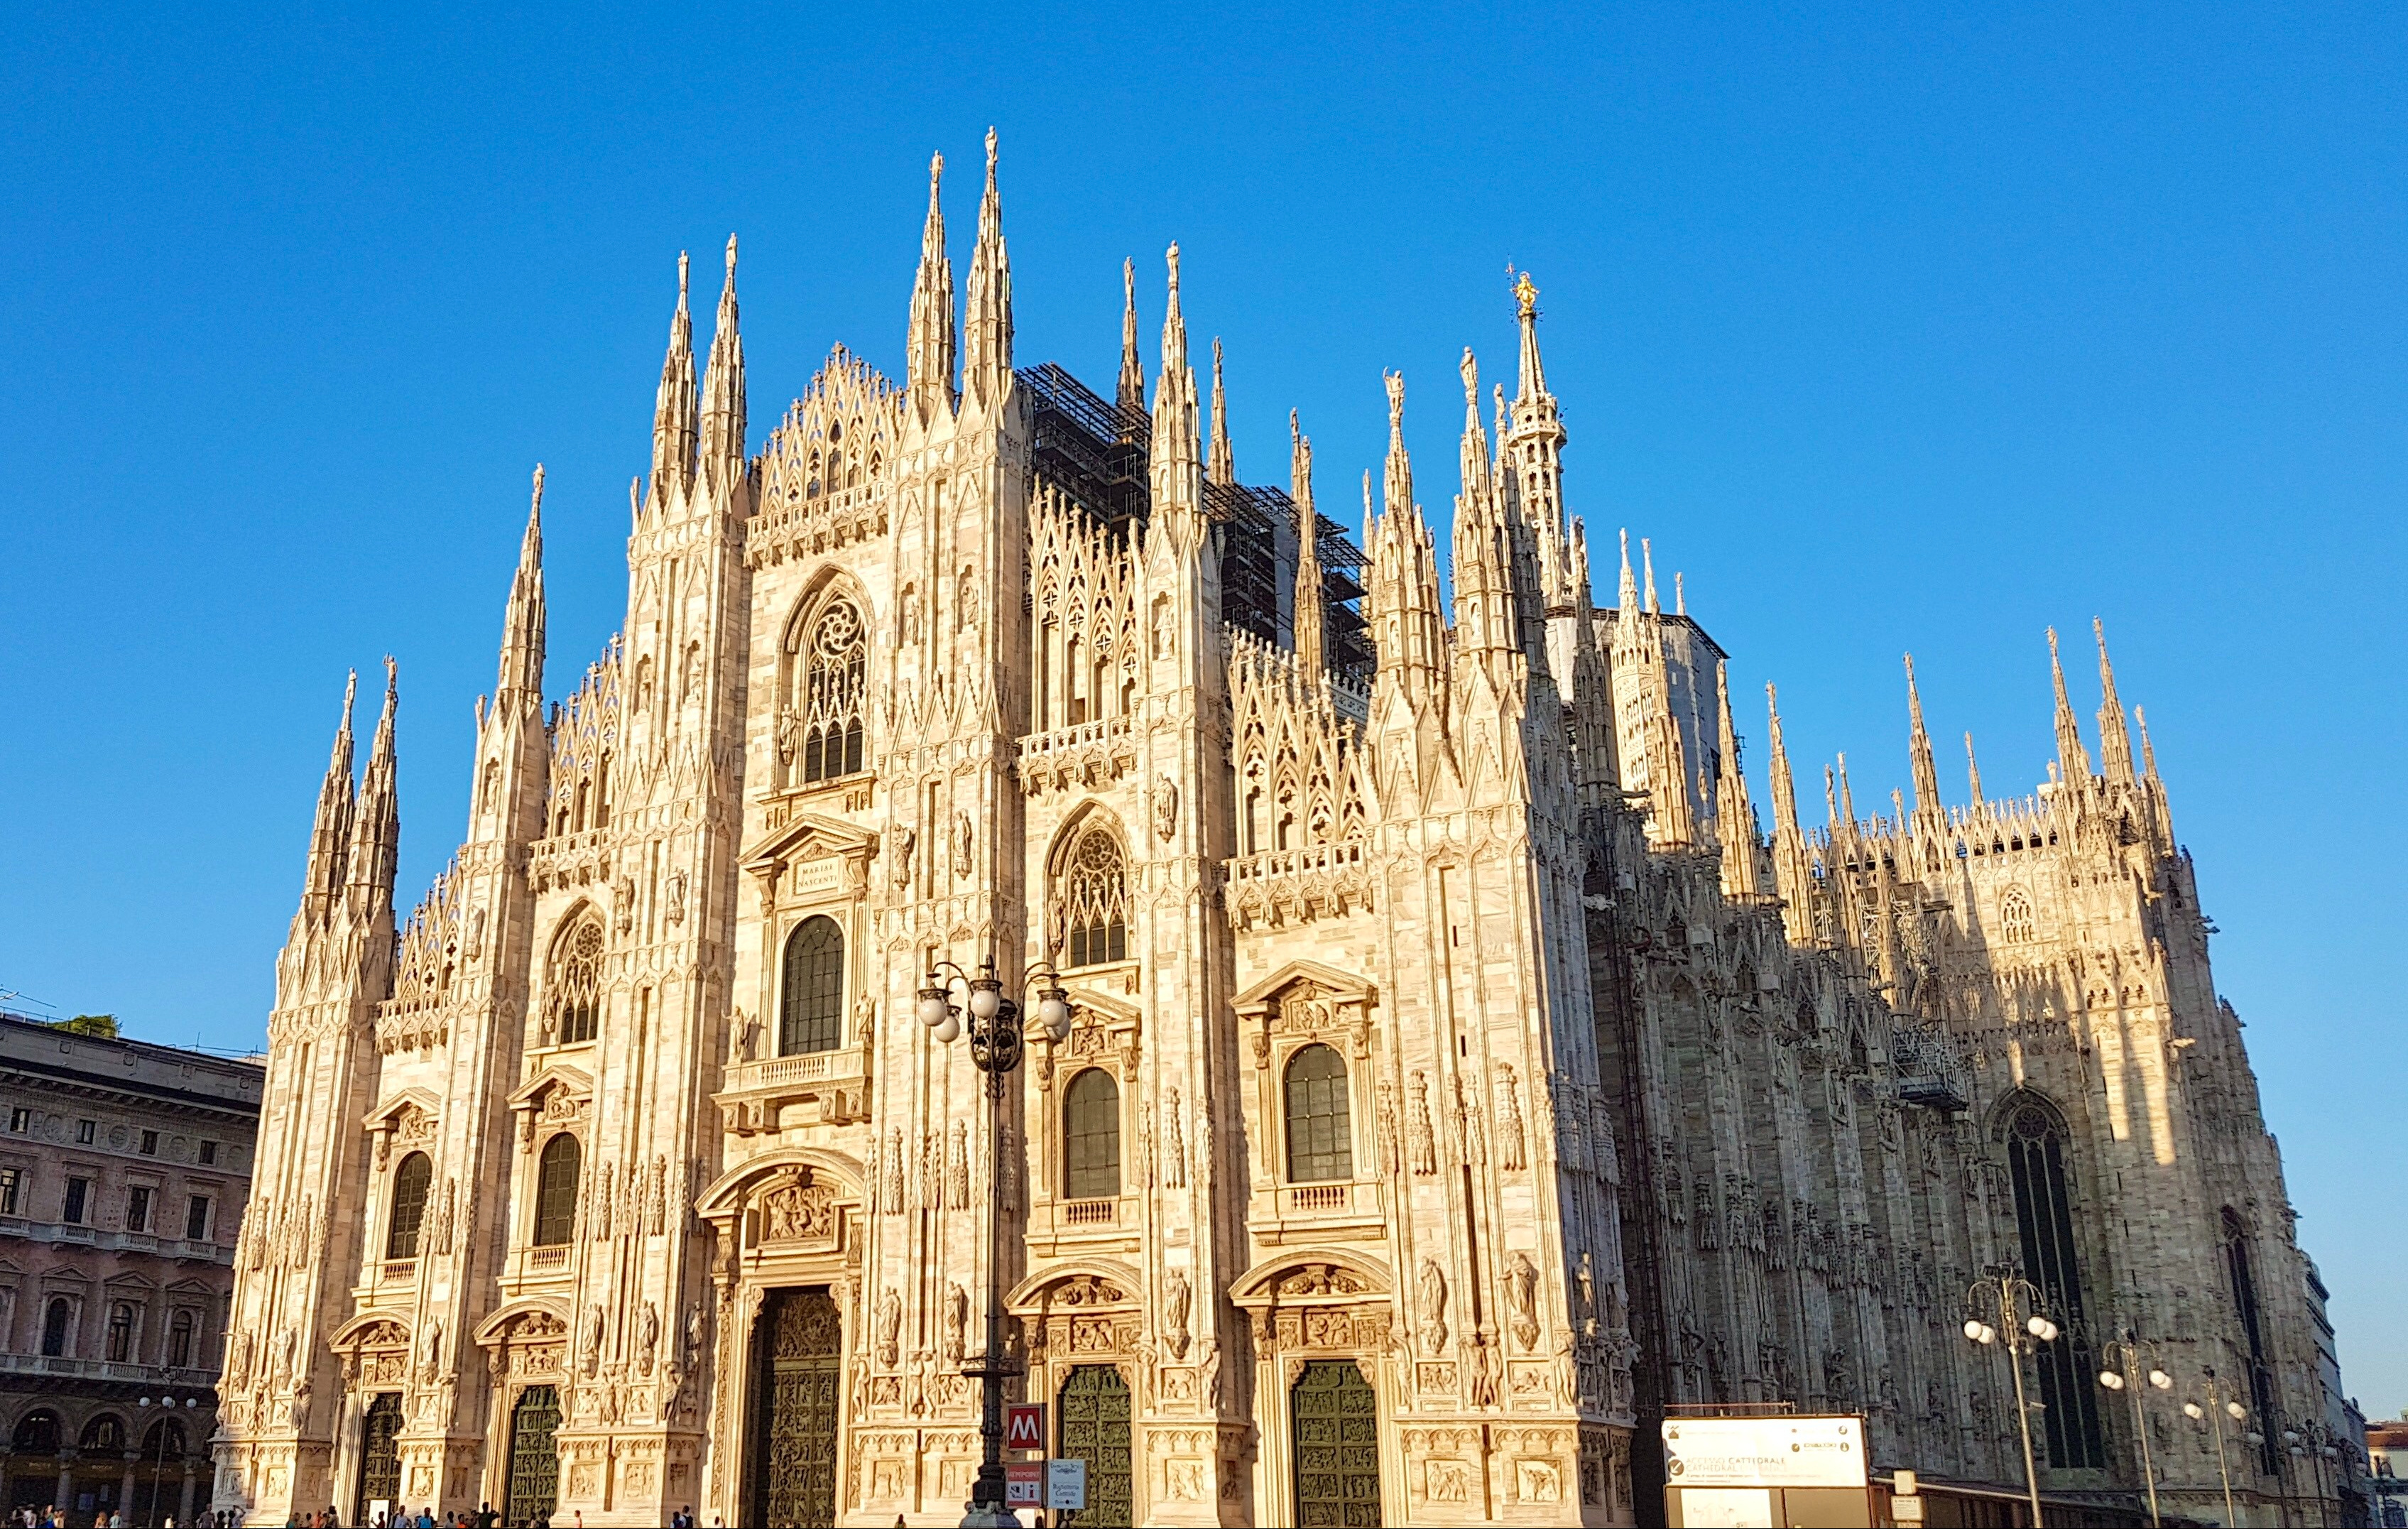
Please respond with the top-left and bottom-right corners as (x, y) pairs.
(168, 1310), (195, 1369)
(2000, 887), (2036, 944)
(386, 1150), (433, 1260)
(2223, 1207), (2282, 1475)
(779, 915), (844, 1055)
(40, 1298), (70, 1357)
(2000, 1094), (2105, 1468)
(1284, 1044), (1354, 1183)
(1063, 827), (1129, 968)
(798, 597), (867, 782)
(1062, 1069), (1121, 1202)
(533, 1133), (581, 1247)
(545, 918), (604, 1045)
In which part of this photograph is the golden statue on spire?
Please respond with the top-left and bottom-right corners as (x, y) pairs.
(1510, 266), (1540, 318)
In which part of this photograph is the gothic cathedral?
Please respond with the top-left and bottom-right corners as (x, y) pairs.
(214, 136), (2344, 1526)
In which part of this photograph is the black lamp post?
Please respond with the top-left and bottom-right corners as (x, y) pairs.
(1963, 1263), (2061, 1528)
(918, 954), (1072, 1529)
(2096, 1331), (2174, 1528)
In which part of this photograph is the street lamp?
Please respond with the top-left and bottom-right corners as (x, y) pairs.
(2283, 1423), (2339, 1529)
(920, 954), (1072, 1529)
(2179, 1368), (2251, 1529)
(1965, 1264), (2059, 1528)
(2097, 1333), (2173, 1528)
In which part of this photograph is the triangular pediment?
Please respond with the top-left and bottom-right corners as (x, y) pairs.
(508, 1062), (594, 1113)
(364, 1086), (442, 1130)
(741, 812), (879, 874)
(1232, 959), (1378, 1016)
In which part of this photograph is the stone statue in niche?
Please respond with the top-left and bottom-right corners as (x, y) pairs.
(1495, 1063), (1527, 1171)
(1152, 774), (1179, 842)
(1407, 1072), (1437, 1175)
(891, 827), (916, 889)
(1163, 1267), (1193, 1360)
(942, 1283), (968, 1366)
(1505, 1253), (1541, 1351)
(947, 1122), (971, 1209)
(951, 810), (974, 879)
(638, 1303), (660, 1377)
(582, 1305), (604, 1377)
(1417, 1257), (1449, 1352)
(1162, 1088), (1187, 1188)
(875, 1288), (902, 1366)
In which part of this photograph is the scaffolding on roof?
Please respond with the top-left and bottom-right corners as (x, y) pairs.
(1015, 363), (1373, 680)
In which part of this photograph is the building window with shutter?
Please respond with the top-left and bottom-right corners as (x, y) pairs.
(1062, 1070), (1122, 1202)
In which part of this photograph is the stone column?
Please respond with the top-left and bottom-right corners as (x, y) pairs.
(180, 1464), (199, 1525)
(120, 1450), (138, 1518)
(55, 1448), (75, 1513)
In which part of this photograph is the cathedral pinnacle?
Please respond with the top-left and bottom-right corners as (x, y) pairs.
(2093, 616), (2135, 783)
(697, 235), (746, 487)
(1116, 256), (1144, 422)
(1291, 410), (1325, 675)
(2047, 626), (2092, 784)
(1905, 652), (1940, 815)
(1766, 682), (1799, 837)
(1382, 370), (1414, 523)
(1642, 538), (1660, 615)
(299, 670), (359, 927)
(497, 464), (547, 702)
(907, 153), (957, 425)
(1145, 243), (1204, 545)
(1618, 528), (1638, 615)
(1716, 665), (1763, 899)
(1965, 730), (1985, 804)
(1207, 338), (1235, 486)
(345, 658), (401, 912)
(961, 128), (1013, 410)
(649, 250), (697, 509)
(1510, 264), (1548, 404)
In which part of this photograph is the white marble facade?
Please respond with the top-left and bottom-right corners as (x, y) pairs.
(214, 136), (2342, 1528)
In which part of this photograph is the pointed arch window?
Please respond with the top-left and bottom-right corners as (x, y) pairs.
(1063, 827), (1129, 968)
(1284, 1043), (1354, 1183)
(386, 1150), (433, 1260)
(1999, 1094), (2105, 1468)
(797, 597), (867, 783)
(779, 915), (845, 1055)
(1062, 1069), (1121, 1201)
(533, 1133), (581, 1247)
(2000, 887), (2035, 945)
(2223, 1207), (2282, 1475)
(545, 918), (604, 1045)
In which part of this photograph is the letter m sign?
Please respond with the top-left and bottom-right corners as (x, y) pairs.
(1006, 1403), (1046, 1452)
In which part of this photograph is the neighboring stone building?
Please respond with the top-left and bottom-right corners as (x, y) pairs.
(0, 1013), (261, 1523)
(212, 136), (2350, 1527)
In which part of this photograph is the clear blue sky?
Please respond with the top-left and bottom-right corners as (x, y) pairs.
(3, 4), (2399, 1413)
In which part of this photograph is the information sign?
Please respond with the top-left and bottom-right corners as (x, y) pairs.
(1660, 1415), (1868, 1489)
(1046, 1457), (1088, 1511)
(1005, 1460), (1043, 1507)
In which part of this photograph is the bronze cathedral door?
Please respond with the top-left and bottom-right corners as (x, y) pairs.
(1292, 1359), (1382, 1527)
(1056, 1365), (1135, 1527)
(502, 1384), (561, 1525)
(749, 1287), (842, 1528)
(354, 1391), (403, 1523)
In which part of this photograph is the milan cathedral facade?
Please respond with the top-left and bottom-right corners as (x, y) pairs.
(212, 137), (2348, 1526)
